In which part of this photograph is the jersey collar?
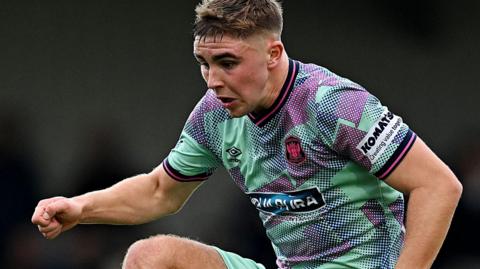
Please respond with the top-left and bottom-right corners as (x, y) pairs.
(248, 59), (299, 127)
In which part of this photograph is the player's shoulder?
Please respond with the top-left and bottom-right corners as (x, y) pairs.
(293, 61), (367, 113)
(293, 60), (374, 128)
(295, 60), (367, 102)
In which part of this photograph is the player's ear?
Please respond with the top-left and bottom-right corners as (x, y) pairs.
(267, 40), (284, 68)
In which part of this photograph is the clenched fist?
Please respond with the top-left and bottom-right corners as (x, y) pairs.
(31, 197), (82, 239)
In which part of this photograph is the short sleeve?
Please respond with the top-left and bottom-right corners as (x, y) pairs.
(163, 95), (222, 182)
(315, 85), (416, 179)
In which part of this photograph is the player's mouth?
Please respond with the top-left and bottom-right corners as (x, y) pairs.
(217, 97), (237, 109)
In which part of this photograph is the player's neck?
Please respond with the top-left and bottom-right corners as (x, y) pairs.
(256, 54), (290, 113)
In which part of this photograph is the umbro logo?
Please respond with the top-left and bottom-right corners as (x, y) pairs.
(226, 147), (242, 163)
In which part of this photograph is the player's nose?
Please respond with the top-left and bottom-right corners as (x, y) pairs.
(206, 67), (224, 90)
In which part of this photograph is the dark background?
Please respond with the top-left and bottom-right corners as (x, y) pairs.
(1, 0), (479, 268)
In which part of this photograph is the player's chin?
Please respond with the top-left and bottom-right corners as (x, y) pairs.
(225, 107), (249, 118)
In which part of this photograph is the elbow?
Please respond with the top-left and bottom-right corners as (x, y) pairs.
(162, 198), (184, 215)
(152, 190), (183, 217)
(439, 172), (463, 204)
(449, 176), (463, 201)
(168, 203), (185, 215)
(149, 170), (185, 216)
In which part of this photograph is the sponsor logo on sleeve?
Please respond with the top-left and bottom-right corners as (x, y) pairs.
(247, 187), (325, 215)
(356, 110), (402, 163)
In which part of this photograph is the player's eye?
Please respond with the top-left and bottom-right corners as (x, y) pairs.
(220, 61), (237, 70)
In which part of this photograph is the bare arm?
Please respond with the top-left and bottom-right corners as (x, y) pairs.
(384, 138), (462, 269)
(74, 164), (202, 224)
(32, 164), (202, 239)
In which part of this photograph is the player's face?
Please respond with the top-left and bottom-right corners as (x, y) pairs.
(193, 34), (274, 117)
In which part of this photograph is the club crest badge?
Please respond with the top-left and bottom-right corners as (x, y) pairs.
(285, 136), (306, 164)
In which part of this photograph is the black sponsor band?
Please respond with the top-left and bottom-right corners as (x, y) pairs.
(247, 187), (325, 215)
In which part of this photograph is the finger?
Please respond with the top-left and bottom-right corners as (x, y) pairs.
(32, 197), (66, 225)
(38, 219), (60, 234)
(32, 206), (49, 226)
(44, 225), (62, 240)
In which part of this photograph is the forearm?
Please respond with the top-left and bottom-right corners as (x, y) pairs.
(72, 172), (177, 225)
(395, 180), (462, 269)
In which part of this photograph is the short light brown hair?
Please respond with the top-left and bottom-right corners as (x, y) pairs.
(193, 0), (283, 40)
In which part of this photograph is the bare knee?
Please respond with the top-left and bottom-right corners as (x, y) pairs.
(122, 234), (226, 269)
(123, 234), (181, 269)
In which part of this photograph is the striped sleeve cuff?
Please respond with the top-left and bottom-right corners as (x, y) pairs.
(374, 129), (417, 180)
(162, 159), (212, 182)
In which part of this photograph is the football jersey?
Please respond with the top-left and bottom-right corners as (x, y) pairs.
(163, 59), (416, 269)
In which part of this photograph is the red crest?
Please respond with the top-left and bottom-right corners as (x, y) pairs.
(285, 136), (306, 164)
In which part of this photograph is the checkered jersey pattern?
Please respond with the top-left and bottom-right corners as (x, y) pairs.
(164, 59), (416, 269)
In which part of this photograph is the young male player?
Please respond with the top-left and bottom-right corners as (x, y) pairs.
(32, 0), (462, 268)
